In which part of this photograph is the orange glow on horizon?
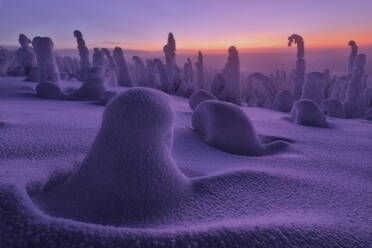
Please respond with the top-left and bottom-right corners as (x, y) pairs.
(58, 32), (372, 54)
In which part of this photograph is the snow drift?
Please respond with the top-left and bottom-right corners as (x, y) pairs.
(192, 100), (288, 155)
(290, 99), (329, 128)
(35, 87), (189, 226)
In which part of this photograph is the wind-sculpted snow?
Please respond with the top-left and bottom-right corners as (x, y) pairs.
(35, 88), (189, 226)
(291, 99), (329, 128)
(272, 90), (294, 112)
(192, 100), (288, 155)
(288, 34), (305, 101)
(0, 78), (371, 247)
(189, 89), (217, 111)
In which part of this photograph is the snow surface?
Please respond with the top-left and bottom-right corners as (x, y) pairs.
(0, 77), (371, 247)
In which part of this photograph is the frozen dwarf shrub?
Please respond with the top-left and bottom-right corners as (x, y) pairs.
(146, 59), (159, 88)
(71, 57), (80, 79)
(0, 47), (14, 75)
(224, 46), (241, 105)
(36, 88), (188, 225)
(113, 47), (131, 87)
(244, 73), (277, 107)
(322, 99), (345, 118)
(290, 99), (329, 128)
(343, 54), (367, 118)
(101, 48), (118, 87)
(92, 48), (107, 68)
(301, 71), (328, 106)
(324, 71), (338, 99)
(101, 48), (117, 72)
(183, 58), (193, 84)
(288, 34), (305, 101)
(132, 56), (147, 86)
(195, 51), (205, 89)
(331, 75), (349, 102)
(62, 56), (74, 79)
(210, 73), (228, 101)
(270, 70), (287, 91)
(7, 34), (37, 77)
(272, 90), (294, 112)
(192, 100), (288, 156)
(189, 89), (217, 111)
(154, 58), (169, 91)
(32, 37), (67, 100)
(73, 30), (90, 80)
(348, 41), (358, 75)
(72, 67), (107, 101)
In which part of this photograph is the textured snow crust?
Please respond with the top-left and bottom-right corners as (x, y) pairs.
(0, 77), (371, 247)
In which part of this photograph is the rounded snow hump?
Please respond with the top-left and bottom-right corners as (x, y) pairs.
(35, 87), (188, 226)
(192, 100), (289, 156)
(291, 99), (329, 128)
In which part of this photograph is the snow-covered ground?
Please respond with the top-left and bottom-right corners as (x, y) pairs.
(0, 77), (371, 247)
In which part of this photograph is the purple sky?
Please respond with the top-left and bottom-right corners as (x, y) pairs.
(0, 0), (371, 51)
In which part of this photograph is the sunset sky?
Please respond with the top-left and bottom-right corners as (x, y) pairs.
(0, 0), (371, 52)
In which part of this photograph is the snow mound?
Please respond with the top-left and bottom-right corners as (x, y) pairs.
(192, 100), (288, 156)
(272, 90), (293, 112)
(189, 89), (216, 111)
(35, 82), (67, 100)
(35, 87), (189, 226)
(322, 99), (345, 118)
(98, 90), (117, 106)
(72, 67), (107, 100)
(291, 99), (329, 128)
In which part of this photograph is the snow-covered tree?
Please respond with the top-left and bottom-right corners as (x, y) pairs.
(73, 30), (90, 81)
(113, 47), (131, 87)
(288, 34), (305, 100)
